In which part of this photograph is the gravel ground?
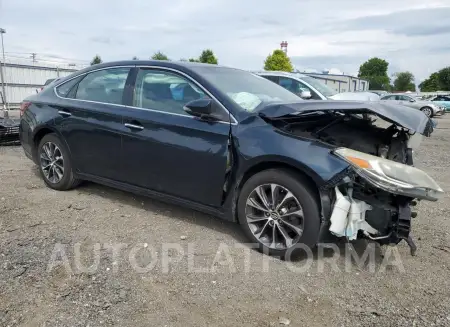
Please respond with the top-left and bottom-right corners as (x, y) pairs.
(1, 114), (450, 327)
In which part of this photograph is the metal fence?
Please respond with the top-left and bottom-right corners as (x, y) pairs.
(1, 59), (85, 109)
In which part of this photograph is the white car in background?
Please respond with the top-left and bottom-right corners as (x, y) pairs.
(256, 71), (379, 102)
(330, 91), (380, 101)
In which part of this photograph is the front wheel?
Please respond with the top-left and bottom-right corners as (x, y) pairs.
(421, 107), (433, 118)
(237, 169), (321, 258)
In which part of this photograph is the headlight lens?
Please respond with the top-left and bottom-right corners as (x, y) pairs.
(333, 148), (444, 201)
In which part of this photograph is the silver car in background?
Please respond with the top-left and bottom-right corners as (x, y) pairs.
(256, 71), (381, 102)
(256, 71), (337, 100)
(380, 94), (445, 117)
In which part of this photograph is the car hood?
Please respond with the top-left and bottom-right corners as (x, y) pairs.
(258, 101), (434, 136)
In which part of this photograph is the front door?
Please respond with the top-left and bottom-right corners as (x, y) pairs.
(54, 67), (132, 180)
(120, 68), (231, 207)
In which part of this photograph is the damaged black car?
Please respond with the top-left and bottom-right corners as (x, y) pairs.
(19, 61), (443, 257)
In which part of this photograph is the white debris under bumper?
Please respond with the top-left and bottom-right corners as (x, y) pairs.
(329, 187), (378, 240)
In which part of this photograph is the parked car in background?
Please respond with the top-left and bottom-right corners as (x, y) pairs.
(380, 93), (445, 117)
(368, 90), (389, 97)
(257, 71), (380, 102)
(430, 95), (450, 111)
(37, 78), (60, 93)
(19, 60), (443, 257)
(256, 71), (336, 100)
(329, 91), (380, 101)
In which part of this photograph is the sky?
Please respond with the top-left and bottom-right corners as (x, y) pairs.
(1, 0), (450, 82)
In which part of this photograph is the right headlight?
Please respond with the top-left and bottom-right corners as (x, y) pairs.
(333, 148), (444, 201)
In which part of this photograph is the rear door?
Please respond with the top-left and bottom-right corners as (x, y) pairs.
(54, 67), (132, 180)
(381, 95), (399, 103)
(119, 67), (231, 207)
(398, 95), (412, 106)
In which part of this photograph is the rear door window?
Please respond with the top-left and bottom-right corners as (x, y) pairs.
(75, 67), (131, 105)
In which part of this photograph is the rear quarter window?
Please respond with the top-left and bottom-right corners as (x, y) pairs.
(55, 75), (85, 98)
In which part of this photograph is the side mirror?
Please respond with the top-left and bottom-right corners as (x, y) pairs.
(299, 90), (312, 99)
(183, 98), (214, 119)
(409, 98), (415, 102)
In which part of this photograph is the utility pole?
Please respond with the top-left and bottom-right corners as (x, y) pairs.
(0, 28), (8, 116)
(31, 53), (37, 63)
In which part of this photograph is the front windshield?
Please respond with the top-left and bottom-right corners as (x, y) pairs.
(300, 75), (337, 97)
(191, 66), (300, 112)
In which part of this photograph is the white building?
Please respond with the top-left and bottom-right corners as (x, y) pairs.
(302, 72), (370, 93)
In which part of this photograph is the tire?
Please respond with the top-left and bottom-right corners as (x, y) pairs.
(237, 169), (321, 259)
(37, 133), (80, 191)
(421, 107), (433, 118)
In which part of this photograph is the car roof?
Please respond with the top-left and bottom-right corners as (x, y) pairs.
(68, 60), (246, 80)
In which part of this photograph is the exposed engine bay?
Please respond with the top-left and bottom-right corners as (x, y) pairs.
(279, 112), (412, 164)
(262, 109), (441, 255)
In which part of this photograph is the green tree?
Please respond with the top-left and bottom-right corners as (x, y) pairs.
(419, 72), (440, 92)
(151, 51), (169, 60)
(393, 71), (416, 92)
(90, 55), (102, 66)
(438, 67), (450, 91)
(198, 49), (218, 64)
(188, 58), (199, 62)
(358, 57), (390, 90)
(263, 49), (293, 72)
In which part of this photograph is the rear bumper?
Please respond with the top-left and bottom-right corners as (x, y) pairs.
(19, 119), (36, 163)
(23, 147), (33, 161)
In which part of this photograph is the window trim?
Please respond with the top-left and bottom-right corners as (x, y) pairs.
(53, 65), (237, 125)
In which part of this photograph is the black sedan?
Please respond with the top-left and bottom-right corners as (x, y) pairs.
(19, 60), (443, 257)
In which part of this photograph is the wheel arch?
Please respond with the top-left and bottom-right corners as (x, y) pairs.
(230, 157), (327, 223)
(32, 126), (71, 163)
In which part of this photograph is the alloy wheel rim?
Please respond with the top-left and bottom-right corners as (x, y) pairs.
(424, 108), (432, 117)
(245, 183), (304, 250)
(40, 142), (64, 184)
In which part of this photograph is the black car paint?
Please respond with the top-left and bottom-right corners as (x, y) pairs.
(20, 60), (351, 223)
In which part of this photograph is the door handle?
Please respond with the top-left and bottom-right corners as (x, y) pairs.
(58, 110), (72, 117)
(124, 123), (144, 131)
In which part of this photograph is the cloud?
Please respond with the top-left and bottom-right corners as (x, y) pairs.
(1, 0), (449, 80)
(89, 36), (112, 44)
(334, 7), (450, 37)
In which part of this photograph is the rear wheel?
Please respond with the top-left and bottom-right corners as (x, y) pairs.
(421, 107), (433, 118)
(237, 169), (321, 258)
(38, 134), (80, 190)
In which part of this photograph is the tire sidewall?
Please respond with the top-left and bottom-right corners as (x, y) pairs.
(237, 169), (321, 258)
(37, 134), (74, 190)
(421, 107), (433, 118)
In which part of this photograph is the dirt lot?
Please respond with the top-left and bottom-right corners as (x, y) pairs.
(1, 114), (450, 327)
